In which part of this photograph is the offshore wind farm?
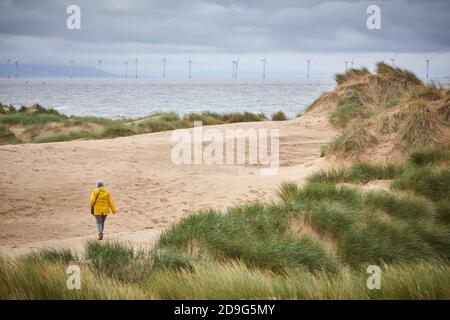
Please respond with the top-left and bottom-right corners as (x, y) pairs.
(0, 54), (447, 119)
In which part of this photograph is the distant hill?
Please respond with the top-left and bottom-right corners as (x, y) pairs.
(0, 64), (116, 78)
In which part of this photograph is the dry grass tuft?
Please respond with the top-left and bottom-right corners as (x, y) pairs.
(335, 67), (371, 85)
(438, 97), (450, 121)
(375, 62), (422, 86)
(325, 124), (378, 157)
(400, 102), (440, 149)
(409, 83), (444, 101)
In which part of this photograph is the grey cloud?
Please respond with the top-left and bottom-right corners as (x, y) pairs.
(0, 0), (449, 54)
(0, 0), (450, 78)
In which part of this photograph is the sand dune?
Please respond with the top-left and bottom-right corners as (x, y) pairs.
(0, 112), (336, 257)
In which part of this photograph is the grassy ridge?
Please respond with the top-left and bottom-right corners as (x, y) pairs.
(158, 204), (336, 272)
(0, 103), (289, 145)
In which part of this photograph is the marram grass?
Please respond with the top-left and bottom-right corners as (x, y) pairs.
(1, 257), (448, 300)
(1, 148), (449, 300)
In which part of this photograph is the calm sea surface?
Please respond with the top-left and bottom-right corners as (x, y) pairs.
(0, 78), (336, 118)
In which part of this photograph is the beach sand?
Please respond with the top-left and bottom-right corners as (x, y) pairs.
(0, 112), (336, 257)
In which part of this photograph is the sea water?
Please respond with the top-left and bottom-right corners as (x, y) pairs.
(0, 78), (335, 118)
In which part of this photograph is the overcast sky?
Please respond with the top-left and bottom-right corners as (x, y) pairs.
(0, 0), (449, 77)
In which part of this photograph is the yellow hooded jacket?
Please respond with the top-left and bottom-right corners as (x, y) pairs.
(89, 187), (117, 216)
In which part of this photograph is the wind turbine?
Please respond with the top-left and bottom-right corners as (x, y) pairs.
(306, 58), (312, 79)
(261, 57), (267, 79)
(14, 61), (18, 78)
(98, 60), (102, 70)
(162, 57), (167, 78)
(344, 60), (349, 72)
(124, 61), (128, 78)
(69, 60), (74, 79)
(350, 60), (354, 69)
(425, 57), (432, 80)
(389, 53), (397, 67)
(6, 59), (10, 79)
(235, 59), (240, 78)
(188, 59), (192, 79)
(232, 60), (236, 78)
(134, 59), (138, 79)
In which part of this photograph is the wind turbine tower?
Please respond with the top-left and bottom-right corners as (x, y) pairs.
(345, 61), (349, 72)
(134, 59), (138, 79)
(235, 59), (240, 79)
(261, 58), (266, 79)
(6, 59), (10, 79)
(232, 60), (236, 78)
(69, 60), (74, 79)
(124, 61), (128, 78)
(350, 60), (354, 68)
(389, 54), (397, 67)
(162, 58), (167, 78)
(98, 60), (102, 70)
(14, 61), (18, 78)
(306, 59), (311, 79)
(188, 59), (192, 79)
(425, 57), (431, 79)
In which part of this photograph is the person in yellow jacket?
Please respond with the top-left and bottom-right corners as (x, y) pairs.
(89, 180), (117, 240)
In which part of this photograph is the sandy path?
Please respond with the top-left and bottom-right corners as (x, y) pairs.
(0, 113), (336, 257)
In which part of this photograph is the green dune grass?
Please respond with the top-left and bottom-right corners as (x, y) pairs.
(1, 146), (449, 299)
(0, 103), (289, 145)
